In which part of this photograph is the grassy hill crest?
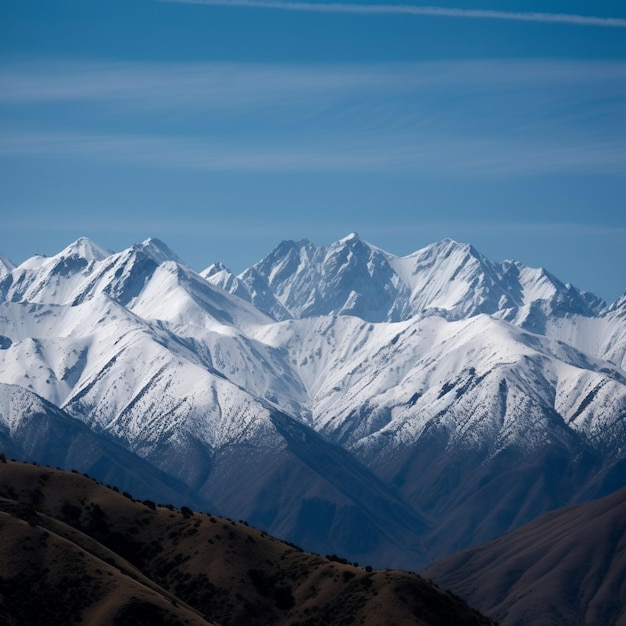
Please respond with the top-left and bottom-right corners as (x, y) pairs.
(0, 459), (494, 625)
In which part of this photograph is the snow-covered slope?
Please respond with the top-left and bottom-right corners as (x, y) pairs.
(251, 312), (626, 461)
(600, 295), (626, 369)
(1, 234), (625, 569)
(0, 294), (284, 458)
(532, 294), (626, 372)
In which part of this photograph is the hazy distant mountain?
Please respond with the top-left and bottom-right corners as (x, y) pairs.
(0, 234), (624, 569)
(0, 461), (495, 626)
(424, 485), (626, 626)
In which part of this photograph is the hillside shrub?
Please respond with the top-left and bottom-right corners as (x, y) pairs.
(274, 585), (295, 610)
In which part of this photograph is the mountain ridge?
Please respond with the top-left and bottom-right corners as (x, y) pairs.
(424, 485), (626, 626)
(203, 234), (607, 326)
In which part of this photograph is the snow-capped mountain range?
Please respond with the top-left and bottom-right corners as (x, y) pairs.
(0, 234), (624, 568)
(203, 233), (604, 327)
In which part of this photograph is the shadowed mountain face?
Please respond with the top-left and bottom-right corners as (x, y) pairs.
(423, 485), (626, 626)
(0, 383), (214, 513)
(0, 382), (429, 569)
(0, 461), (495, 626)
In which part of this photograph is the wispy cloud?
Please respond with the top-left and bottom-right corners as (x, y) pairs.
(161, 0), (626, 28)
(1, 59), (623, 178)
(0, 61), (388, 107)
(0, 131), (393, 171)
(1, 129), (623, 177)
(2, 59), (624, 107)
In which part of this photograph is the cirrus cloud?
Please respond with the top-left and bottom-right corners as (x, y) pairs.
(159, 0), (626, 28)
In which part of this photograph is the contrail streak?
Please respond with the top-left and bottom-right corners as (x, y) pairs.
(161, 0), (626, 28)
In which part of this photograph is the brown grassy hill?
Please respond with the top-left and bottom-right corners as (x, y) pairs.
(0, 460), (495, 626)
(424, 486), (626, 626)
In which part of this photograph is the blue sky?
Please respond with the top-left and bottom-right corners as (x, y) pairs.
(1, 0), (625, 302)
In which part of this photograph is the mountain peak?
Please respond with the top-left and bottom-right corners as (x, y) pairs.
(401, 238), (476, 265)
(141, 237), (170, 251)
(338, 232), (362, 244)
(59, 237), (110, 262)
(433, 237), (472, 253)
(334, 232), (382, 252)
(137, 238), (184, 265)
(201, 261), (230, 278)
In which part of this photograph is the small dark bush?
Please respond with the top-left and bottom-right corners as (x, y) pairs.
(326, 554), (349, 565)
(61, 501), (82, 522)
(248, 569), (271, 597)
(87, 503), (109, 534)
(274, 585), (295, 611)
